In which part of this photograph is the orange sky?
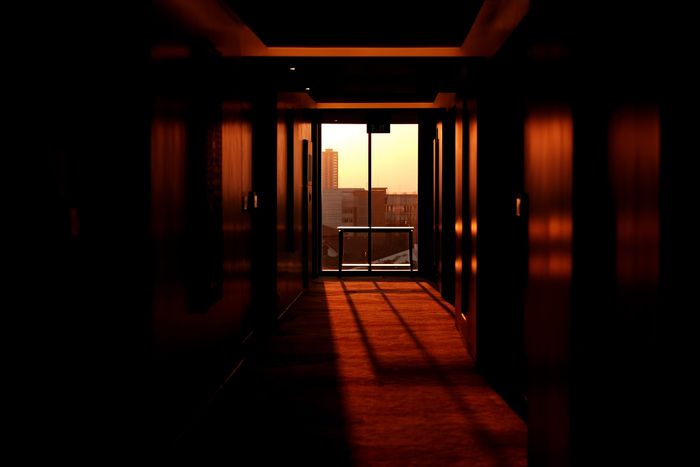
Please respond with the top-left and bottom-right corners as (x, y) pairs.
(322, 124), (418, 193)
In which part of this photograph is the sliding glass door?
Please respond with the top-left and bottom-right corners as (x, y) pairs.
(370, 125), (418, 270)
(321, 123), (418, 272)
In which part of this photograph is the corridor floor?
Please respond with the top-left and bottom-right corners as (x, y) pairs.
(177, 279), (527, 466)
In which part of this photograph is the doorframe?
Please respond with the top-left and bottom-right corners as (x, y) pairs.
(312, 110), (442, 276)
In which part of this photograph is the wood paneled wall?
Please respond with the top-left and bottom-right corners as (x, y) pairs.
(440, 111), (456, 304)
(418, 119), (436, 277)
(524, 105), (573, 466)
(276, 111), (312, 315)
(454, 101), (467, 347)
(150, 93), (256, 440)
(149, 89), (313, 442)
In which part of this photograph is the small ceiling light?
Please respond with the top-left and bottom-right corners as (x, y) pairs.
(289, 66), (296, 71)
(305, 87), (310, 91)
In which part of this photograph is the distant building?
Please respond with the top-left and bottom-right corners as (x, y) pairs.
(319, 148), (416, 268)
(321, 188), (418, 269)
(340, 189), (356, 225)
(321, 149), (338, 189)
(386, 193), (418, 227)
(322, 187), (385, 227)
(352, 188), (387, 226)
(322, 189), (343, 227)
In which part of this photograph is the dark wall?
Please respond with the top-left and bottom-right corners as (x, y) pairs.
(417, 119), (436, 277)
(492, 1), (682, 465)
(277, 111), (311, 315)
(32, 2), (152, 455)
(431, 114), (457, 304)
(440, 112), (456, 304)
(453, 98), (479, 363)
(221, 100), (254, 333)
(659, 86), (693, 467)
(473, 74), (527, 416)
(148, 78), (313, 443)
(523, 104), (574, 466)
(466, 103), (479, 360)
(569, 94), (615, 466)
(454, 102), (466, 331)
(434, 121), (443, 289)
(452, 53), (528, 414)
(248, 93), (280, 332)
(150, 80), (256, 441)
(441, 3), (686, 465)
(571, 100), (664, 466)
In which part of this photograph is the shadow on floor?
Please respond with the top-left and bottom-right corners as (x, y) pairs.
(174, 284), (354, 465)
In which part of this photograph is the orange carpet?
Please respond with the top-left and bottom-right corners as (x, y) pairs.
(177, 279), (527, 466)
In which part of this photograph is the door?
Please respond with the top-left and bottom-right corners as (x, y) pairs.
(222, 100), (254, 333)
(302, 139), (313, 286)
(320, 123), (418, 272)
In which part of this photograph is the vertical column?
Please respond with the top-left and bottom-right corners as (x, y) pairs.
(368, 132), (372, 271)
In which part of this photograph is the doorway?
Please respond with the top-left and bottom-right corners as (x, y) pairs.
(320, 124), (418, 272)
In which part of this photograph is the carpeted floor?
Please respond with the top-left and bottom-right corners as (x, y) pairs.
(177, 279), (527, 466)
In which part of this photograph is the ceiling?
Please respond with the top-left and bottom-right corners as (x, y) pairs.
(153, 0), (528, 105)
(279, 57), (470, 103)
(215, 57), (473, 103)
(221, 1), (484, 47)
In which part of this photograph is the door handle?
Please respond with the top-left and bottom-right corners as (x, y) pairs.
(243, 192), (258, 211)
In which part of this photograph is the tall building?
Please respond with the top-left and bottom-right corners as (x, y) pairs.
(321, 149), (338, 189)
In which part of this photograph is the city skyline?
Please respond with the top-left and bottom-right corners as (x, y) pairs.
(321, 124), (418, 193)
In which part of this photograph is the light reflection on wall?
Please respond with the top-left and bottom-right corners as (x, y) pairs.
(608, 107), (660, 286)
(525, 108), (573, 280)
(466, 104), (478, 359)
(454, 219), (463, 274)
(469, 114), (478, 277)
(455, 257), (463, 274)
(524, 105), (573, 467)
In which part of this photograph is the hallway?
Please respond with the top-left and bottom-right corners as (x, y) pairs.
(32, 1), (688, 464)
(178, 279), (526, 465)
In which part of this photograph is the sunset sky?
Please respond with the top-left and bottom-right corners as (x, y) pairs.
(321, 124), (418, 193)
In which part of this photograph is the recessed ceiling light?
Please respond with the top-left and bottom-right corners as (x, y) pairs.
(305, 87), (310, 91)
(289, 67), (296, 71)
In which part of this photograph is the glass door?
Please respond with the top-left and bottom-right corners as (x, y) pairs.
(371, 125), (418, 270)
(320, 123), (418, 272)
(321, 124), (368, 271)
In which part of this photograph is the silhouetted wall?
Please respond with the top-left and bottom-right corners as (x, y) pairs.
(524, 104), (574, 466)
(441, 111), (456, 304)
(475, 75), (527, 416)
(466, 102), (479, 360)
(277, 110), (311, 315)
(454, 101), (467, 345)
(418, 118), (436, 277)
(490, 1), (679, 465)
(434, 121), (443, 290)
(432, 116), (457, 305)
(150, 81), (256, 441)
(148, 56), (312, 444)
(35, 2), (152, 456)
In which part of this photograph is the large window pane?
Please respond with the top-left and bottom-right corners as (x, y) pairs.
(321, 124), (368, 271)
(321, 123), (418, 272)
(371, 125), (418, 270)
